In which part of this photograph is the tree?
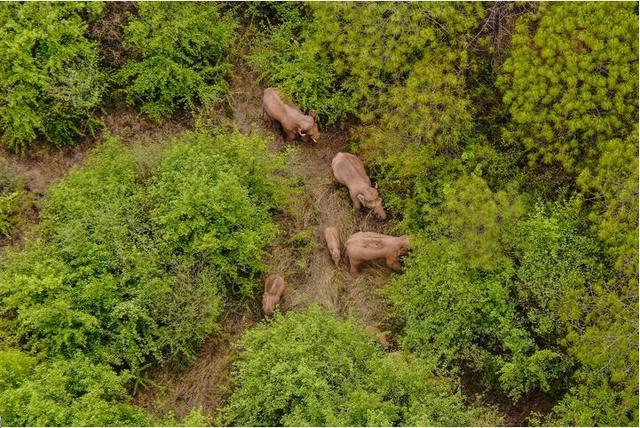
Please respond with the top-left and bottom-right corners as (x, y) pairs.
(498, 2), (638, 174)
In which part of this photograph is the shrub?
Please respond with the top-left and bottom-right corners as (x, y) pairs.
(223, 307), (499, 426)
(0, 2), (107, 152)
(147, 130), (283, 299)
(0, 350), (148, 426)
(385, 178), (603, 401)
(0, 128), (286, 425)
(118, 3), (236, 121)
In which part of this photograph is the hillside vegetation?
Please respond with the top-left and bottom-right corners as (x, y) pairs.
(0, 2), (637, 427)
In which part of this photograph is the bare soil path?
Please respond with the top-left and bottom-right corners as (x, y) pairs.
(231, 63), (393, 326)
(134, 62), (396, 420)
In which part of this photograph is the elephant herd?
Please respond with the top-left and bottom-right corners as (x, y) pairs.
(261, 88), (410, 319)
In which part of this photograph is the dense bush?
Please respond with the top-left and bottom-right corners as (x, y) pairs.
(498, 2), (638, 174)
(0, 350), (148, 426)
(118, 3), (236, 121)
(0, 2), (106, 152)
(496, 3), (638, 423)
(250, 4), (355, 124)
(223, 307), (499, 426)
(385, 177), (603, 402)
(0, 129), (285, 425)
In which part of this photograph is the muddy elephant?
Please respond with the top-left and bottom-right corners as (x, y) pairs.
(331, 152), (386, 220)
(262, 87), (320, 143)
(345, 232), (409, 274)
(262, 274), (287, 317)
(323, 226), (341, 266)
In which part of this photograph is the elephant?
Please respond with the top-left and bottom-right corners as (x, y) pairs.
(345, 232), (409, 274)
(262, 87), (320, 143)
(323, 226), (341, 266)
(331, 152), (386, 220)
(262, 274), (287, 317)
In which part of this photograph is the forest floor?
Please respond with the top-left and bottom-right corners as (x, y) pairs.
(0, 58), (546, 426)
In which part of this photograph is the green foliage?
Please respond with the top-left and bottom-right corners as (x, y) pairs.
(385, 177), (604, 401)
(0, 129), (285, 425)
(118, 3), (236, 121)
(548, 203), (638, 425)
(156, 406), (211, 427)
(577, 128), (639, 283)
(250, 4), (354, 124)
(1, 131), (282, 368)
(510, 203), (603, 343)
(147, 130), (282, 299)
(227, 2), (310, 30)
(0, 349), (36, 391)
(223, 307), (499, 426)
(498, 2), (638, 173)
(0, 2), (107, 152)
(437, 174), (525, 270)
(0, 157), (28, 238)
(497, 3), (638, 422)
(0, 191), (20, 237)
(0, 350), (148, 426)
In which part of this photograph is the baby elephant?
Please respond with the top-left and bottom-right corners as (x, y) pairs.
(324, 226), (341, 266)
(331, 152), (386, 220)
(262, 87), (320, 143)
(345, 232), (409, 274)
(262, 274), (287, 318)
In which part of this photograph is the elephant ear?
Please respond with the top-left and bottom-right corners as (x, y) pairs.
(309, 110), (318, 120)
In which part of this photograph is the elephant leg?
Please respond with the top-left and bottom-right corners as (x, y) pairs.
(285, 130), (296, 142)
(387, 257), (402, 272)
(351, 195), (362, 210)
(348, 256), (360, 274)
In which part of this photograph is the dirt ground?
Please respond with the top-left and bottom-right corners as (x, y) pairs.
(231, 62), (394, 326)
(134, 61), (396, 420)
